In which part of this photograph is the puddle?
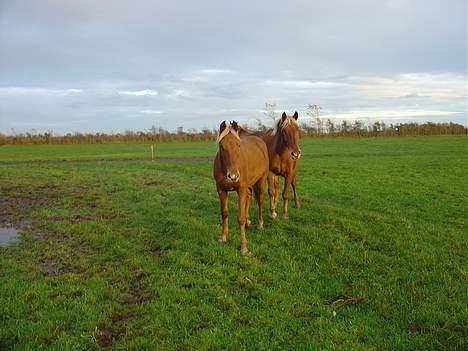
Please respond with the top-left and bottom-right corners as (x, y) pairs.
(0, 228), (20, 246)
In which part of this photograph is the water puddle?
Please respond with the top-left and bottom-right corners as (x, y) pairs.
(0, 228), (20, 246)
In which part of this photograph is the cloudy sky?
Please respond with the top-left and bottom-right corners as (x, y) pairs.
(0, 0), (466, 133)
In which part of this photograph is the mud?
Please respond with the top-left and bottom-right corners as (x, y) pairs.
(37, 256), (79, 276)
(96, 271), (153, 347)
(1, 181), (154, 348)
(0, 184), (59, 239)
(329, 295), (368, 308)
(407, 322), (426, 333)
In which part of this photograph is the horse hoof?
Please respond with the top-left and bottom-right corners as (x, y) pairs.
(270, 212), (277, 219)
(219, 237), (227, 243)
(240, 248), (249, 255)
(294, 203), (300, 208)
(283, 214), (289, 220)
(246, 219), (252, 228)
(258, 222), (264, 230)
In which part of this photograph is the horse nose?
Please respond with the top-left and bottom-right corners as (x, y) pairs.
(291, 151), (301, 159)
(227, 171), (240, 182)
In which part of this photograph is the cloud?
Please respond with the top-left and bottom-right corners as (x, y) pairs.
(1, 69), (466, 134)
(201, 69), (234, 74)
(118, 89), (159, 96)
(0, 87), (83, 96)
(12, 121), (62, 127)
(399, 93), (430, 99)
(139, 109), (162, 114)
(265, 80), (350, 89)
(321, 110), (465, 120)
(167, 89), (192, 99)
(262, 73), (465, 102)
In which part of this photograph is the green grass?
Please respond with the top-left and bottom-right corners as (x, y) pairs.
(0, 136), (466, 350)
(0, 141), (213, 161)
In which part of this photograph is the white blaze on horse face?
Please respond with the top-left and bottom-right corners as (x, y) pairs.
(224, 147), (240, 181)
(283, 119), (301, 160)
(288, 131), (301, 159)
(218, 126), (241, 182)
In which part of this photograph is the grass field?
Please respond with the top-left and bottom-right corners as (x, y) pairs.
(0, 136), (466, 350)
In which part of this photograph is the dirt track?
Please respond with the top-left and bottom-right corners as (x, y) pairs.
(0, 155), (213, 166)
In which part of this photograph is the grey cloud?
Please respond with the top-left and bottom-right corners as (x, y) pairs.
(0, 0), (466, 133)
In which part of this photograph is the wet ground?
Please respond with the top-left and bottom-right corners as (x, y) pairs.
(0, 228), (20, 246)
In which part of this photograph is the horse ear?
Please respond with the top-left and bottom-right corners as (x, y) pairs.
(281, 112), (287, 122)
(293, 111), (298, 120)
(231, 120), (239, 131)
(219, 121), (227, 133)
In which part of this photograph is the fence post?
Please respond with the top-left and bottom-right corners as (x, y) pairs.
(151, 144), (154, 162)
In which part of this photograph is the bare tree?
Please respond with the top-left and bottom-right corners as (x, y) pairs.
(326, 119), (335, 135)
(306, 104), (322, 134)
(264, 102), (278, 123)
(256, 118), (267, 132)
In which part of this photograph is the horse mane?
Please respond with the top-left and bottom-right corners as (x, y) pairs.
(237, 125), (251, 136)
(271, 116), (298, 136)
(238, 126), (274, 137)
(217, 126), (240, 143)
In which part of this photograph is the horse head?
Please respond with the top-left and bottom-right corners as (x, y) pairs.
(277, 111), (301, 160)
(217, 120), (241, 182)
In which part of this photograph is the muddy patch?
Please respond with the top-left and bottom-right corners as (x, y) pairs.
(407, 322), (426, 334)
(0, 227), (20, 246)
(328, 294), (368, 309)
(96, 271), (153, 347)
(37, 257), (78, 276)
(96, 310), (139, 348)
(44, 214), (97, 223)
(148, 241), (172, 256)
(0, 184), (60, 231)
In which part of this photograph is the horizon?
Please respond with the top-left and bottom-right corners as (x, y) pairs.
(1, 118), (465, 137)
(1, 0), (467, 133)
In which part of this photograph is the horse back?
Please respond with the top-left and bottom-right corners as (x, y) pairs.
(240, 136), (269, 183)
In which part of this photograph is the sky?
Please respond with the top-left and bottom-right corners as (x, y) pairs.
(0, 0), (466, 134)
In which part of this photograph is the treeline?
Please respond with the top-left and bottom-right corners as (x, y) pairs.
(0, 127), (217, 145)
(0, 121), (466, 145)
(296, 120), (467, 137)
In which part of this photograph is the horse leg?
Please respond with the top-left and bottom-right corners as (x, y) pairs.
(268, 172), (278, 219)
(238, 188), (249, 255)
(254, 175), (267, 229)
(245, 187), (252, 228)
(274, 175), (280, 211)
(291, 174), (300, 208)
(282, 175), (293, 219)
(218, 189), (229, 242)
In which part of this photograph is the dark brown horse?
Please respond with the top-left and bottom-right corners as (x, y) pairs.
(213, 121), (269, 254)
(241, 112), (301, 219)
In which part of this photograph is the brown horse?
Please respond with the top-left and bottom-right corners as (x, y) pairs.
(241, 112), (301, 219)
(213, 120), (269, 254)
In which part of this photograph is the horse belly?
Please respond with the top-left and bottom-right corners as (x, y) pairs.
(244, 152), (268, 186)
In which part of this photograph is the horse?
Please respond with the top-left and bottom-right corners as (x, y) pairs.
(213, 120), (269, 254)
(240, 112), (301, 219)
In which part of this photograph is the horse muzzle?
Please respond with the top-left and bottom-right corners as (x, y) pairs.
(226, 171), (240, 182)
(291, 151), (301, 160)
